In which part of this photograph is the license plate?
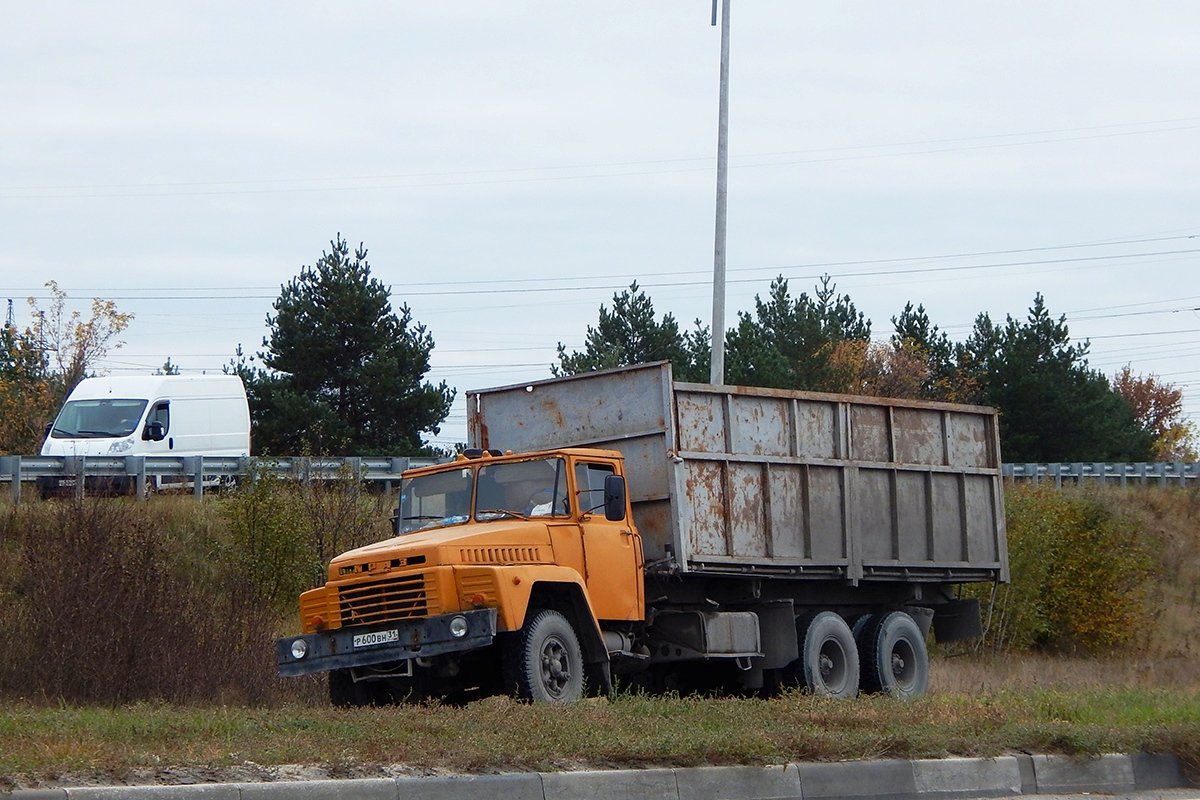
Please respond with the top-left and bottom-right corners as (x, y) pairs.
(353, 629), (399, 648)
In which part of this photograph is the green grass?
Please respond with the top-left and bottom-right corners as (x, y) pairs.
(2, 684), (1199, 790)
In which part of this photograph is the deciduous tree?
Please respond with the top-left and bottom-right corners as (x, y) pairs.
(31, 281), (133, 394)
(0, 323), (53, 454)
(0, 284), (132, 454)
(1112, 365), (1197, 461)
(825, 339), (930, 400)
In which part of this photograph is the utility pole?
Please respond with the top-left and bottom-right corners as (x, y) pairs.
(709, 0), (731, 385)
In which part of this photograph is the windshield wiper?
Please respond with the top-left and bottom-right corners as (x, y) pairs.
(476, 508), (527, 520)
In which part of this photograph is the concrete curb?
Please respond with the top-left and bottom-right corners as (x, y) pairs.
(7, 754), (1195, 799)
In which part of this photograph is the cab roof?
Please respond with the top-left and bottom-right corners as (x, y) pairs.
(402, 446), (622, 479)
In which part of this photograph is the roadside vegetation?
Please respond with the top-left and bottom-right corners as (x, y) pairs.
(1, 683), (1198, 790)
(1, 481), (1199, 788)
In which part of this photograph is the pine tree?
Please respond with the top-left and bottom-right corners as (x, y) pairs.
(245, 235), (454, 456)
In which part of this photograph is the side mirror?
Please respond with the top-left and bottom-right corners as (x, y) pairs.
(144, 421), (166, 442)
(603, 475), (627, 522)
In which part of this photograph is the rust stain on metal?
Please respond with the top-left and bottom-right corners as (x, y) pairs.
(539, 399), (565, 431)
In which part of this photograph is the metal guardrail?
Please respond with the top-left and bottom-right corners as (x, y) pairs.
(0, 455), (440, 503)
(1002, 462), (1200, 488)
(4, 456), (1195, 502)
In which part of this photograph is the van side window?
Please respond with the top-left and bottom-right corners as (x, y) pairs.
(143, 402), (169, 440)
(575, 462), (614, 514)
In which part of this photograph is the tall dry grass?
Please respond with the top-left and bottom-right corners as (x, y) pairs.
(0, 498), (279, 704)
(932, 653), (1200, 695)
(0, 480), (394, 706)
(0, 481), (1198, 706)
(1109, 485), (1200, 659)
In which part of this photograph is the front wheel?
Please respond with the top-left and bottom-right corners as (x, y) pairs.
(503, 609), (585, 703)
(329, 669), (375, 707)
(857, 611), (929, 699)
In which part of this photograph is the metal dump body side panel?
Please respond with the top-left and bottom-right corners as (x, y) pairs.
(467, 363), (680, 565)
(468, 362), (1008, 583)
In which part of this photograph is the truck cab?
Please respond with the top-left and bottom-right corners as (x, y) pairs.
(277, 447), (642, 704)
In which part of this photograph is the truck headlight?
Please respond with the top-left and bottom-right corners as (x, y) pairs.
(449, 615), (469, 638)
(290, 639), (309, 659)
(108, 438), (134, 453)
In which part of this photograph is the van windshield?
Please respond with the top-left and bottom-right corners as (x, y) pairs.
(50, 399), (148, 439)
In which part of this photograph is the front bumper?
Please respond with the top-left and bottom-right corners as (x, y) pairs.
(276, 607), (498, 678)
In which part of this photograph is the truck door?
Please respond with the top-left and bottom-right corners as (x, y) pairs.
(575, 460), (644, 621)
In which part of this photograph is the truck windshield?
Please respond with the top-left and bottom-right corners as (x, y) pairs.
(475, 456), (567, 521)
(397, 456), (569, 534)
(49, 399), (149, 439)
(398, 468), (475, 534)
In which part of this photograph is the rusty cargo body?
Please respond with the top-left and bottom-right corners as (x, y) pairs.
(467, 361), (1008, 587)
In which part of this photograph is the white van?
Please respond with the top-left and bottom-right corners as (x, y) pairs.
(41, 374), (251, 459)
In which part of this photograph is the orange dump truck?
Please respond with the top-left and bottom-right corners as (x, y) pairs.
(277, 362), (1007, 704)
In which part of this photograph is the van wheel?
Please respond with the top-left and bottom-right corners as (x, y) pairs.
(857, 611), (928, 699)
(503, 609), (584, 703)
(785, 611), (859, 698)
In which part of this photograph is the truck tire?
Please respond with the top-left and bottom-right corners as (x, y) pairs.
(329, 669), (372, 707)
(790, 611), (859, 699)
(329, 668), (405, 706)
(503, 609), (585, 703)
(857, 611), (928, 699)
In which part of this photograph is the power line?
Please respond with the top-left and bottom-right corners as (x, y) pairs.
(8, 232), (1198, 301)
(9, 245), (1199, 303)
(6, 118), (1199, 199)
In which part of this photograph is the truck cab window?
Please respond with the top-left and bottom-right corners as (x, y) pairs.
(398, 468), (474, 533)
(575, 462), (615, 514)
(476, 457), (568, 520)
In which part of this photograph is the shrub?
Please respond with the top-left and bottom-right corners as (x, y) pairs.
(972, 486), (1153, 654)
(0, 499), (278, 704)
(0, 469), (396, 706)
(219, 465), (391, 613)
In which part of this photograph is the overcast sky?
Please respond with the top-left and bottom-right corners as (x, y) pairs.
(3, 2), (1199, 449)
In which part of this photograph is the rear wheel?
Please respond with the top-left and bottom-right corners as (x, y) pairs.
(784, 611), (859, 698)
(503, 609), (585, 703)
(857, 611), (928, 699)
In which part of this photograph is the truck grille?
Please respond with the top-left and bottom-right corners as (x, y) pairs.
(299, 589), (336, 627)
(458, 572), (498, 606)
(338, 573), (431, 626)
(460, 546), (544, 564)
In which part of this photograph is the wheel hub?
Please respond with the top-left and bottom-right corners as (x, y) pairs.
(540, 637), (571, 695)
(819, 653), (834, 679)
